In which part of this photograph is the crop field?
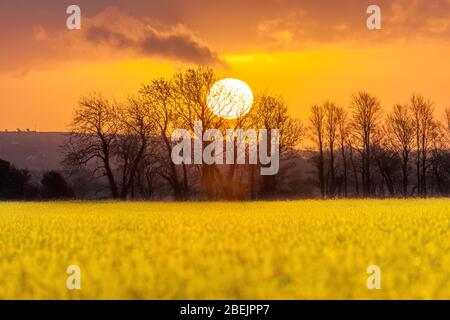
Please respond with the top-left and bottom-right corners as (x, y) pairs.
(0, 199), (449, 299)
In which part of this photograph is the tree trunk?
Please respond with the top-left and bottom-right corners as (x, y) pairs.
(349, 147), (360, 197)
(318, 142), (325, 199)
(329, 141), (335, 197)
(103, 154), (119, 199)
(401, 150), (409, 197)
(341, 144), (348, 197)
(421, 137), (427, 197)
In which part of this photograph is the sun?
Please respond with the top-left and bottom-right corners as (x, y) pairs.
(207, 78), (254, 119)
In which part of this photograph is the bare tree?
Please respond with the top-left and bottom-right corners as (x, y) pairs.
(115, 96), (155, 199)
(252, 93), (304, 197)
(309, 104), (326, 198)
(384, 104), (414, 197)
(324, 102), (339, 197)
(62, 93), (121, 199)
(347, 136), (361, 197)
(445, 107), (450, 144)
(221, 107), (255, 200)
(336, 107), (349, 197)
(350, 91), (383, 197)
(372, 138), (400, 197)
(171, 67), (225, 200)
(429, 123), (447, 195)
(410, 94), (434, 197)
(140, 79), (189, 200)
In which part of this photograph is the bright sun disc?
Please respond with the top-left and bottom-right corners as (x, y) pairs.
(207, 78), (254, 119)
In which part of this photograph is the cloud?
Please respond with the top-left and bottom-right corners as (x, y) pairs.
(254, 0), (450, 49)
(85, 23), (223, 66)
(0, 5), (224, 73)
(0, 0), (448, 73)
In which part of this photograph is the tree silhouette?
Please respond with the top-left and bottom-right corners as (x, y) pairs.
(58, 67), (450, 201)
(350, 91), (383, 197)
(324, 101), (339, 197)
(410, 94), (435, 197)
(0, 159), (34, 200)
(384, 104), (414, 197)
(116, 96), (155, 199)
(251, 93), (304, 197)
(309, 104), (326, 198)
(63, 93), (121, 199)
(41, 171), (74, 199)
(171, 67), (224, 200)
(336, 107), (349, 197)
(140, 79), (189, 200)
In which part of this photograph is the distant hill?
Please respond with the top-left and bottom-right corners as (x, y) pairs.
(0, 132), (317, 182)
(0, 132), (67, 171)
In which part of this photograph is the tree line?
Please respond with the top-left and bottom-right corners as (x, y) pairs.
(62, 67), (302, 200)
(59, 67), (449, 200)
(309, 93), (450, 198)
(0, 158), (74, 200)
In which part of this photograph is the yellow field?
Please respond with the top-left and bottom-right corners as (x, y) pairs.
(0, 199), (449, 299)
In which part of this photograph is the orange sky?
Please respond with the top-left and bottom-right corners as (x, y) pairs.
(0, 0), (449, 131)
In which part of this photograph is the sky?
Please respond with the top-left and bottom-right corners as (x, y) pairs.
(0, 0), (449, 131)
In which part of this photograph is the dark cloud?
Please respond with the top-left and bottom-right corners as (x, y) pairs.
(85, 24), (224, 66)
(86, 26), (135, 48)
(0, 0), (448, 72)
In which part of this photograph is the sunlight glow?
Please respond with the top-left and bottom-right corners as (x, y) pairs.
(207, 78), (254, 120)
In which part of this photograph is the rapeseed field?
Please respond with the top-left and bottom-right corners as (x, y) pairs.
(0, 199), (449, 299)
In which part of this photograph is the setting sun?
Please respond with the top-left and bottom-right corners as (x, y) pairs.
(206, 78), (254, 119)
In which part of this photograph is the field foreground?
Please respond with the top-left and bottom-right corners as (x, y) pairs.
(0, 199), (449, 299)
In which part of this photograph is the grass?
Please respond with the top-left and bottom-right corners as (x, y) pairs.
(0, 199), (449, 299)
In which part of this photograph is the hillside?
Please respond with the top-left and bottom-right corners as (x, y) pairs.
(0, 132), (66, 171)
